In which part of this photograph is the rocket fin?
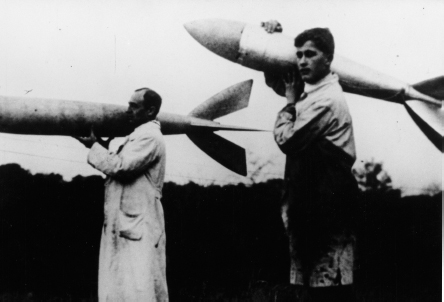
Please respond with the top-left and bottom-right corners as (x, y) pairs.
(412, 76), (444, 100)
(185, 80), (262, 176)
(188, 80), (253, 120)
(187, 131), (247, 176)
(406, 76), (443, 151)
(404, 101), (443, 152)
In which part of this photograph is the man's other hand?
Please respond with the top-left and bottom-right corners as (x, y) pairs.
(73, 128), (98, 149)
(283, 68), (304, 105)
(261, 20), (282, 33)
(97, 137), (114, 149)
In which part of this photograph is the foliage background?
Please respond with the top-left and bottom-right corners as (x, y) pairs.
(0, 164), (441, 301)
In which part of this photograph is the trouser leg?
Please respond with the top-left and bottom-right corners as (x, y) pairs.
(282, 203), (304, 286)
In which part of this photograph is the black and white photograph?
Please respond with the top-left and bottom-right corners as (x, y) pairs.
(0, 0), (442, 301)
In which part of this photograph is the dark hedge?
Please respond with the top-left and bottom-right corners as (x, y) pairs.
(0, 164), (441, 301)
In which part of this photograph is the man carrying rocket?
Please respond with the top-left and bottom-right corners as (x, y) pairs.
(75, 88), (168, 301)
(262, 21), (359, 301)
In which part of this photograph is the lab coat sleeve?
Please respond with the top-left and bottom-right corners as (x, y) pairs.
(87, 133), (159, 180)
(274, 100), (333, 154)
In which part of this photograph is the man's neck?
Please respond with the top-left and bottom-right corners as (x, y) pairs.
(304, 72), (334, 93)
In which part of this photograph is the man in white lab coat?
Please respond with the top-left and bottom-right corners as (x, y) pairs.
(262, 21), (359, 301)
(75, 88), (168, 301)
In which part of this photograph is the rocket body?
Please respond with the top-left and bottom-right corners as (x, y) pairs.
(184, 19), (441, 106)
(0, 80), (258, 175)
(185, 19), (442, 150)
(0, 80), (258, 137)
(0, 95), (196, 137)
(0, 96), (131, 137)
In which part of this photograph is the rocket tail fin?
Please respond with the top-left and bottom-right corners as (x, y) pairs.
(187, 131), (247, 176)
(412, 76), (444, 101)
(188, 80), (253, 120)
(404, 101), (443, 152)
(404, 76), (443, 152)
(185, 79), (255, 176)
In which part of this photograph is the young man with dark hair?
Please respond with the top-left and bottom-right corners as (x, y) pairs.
(262, 21), (359, 301)
(75, 88), (168, 301)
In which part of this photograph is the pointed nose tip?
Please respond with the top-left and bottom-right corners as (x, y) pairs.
(184, 19), (246, 63)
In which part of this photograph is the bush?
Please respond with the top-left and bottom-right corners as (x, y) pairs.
(0, 164), (440, 301)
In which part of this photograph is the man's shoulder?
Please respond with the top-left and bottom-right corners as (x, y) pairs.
(311, 80), (346, 106)
(130, 121), (164, 141)
(127, 122), (166, 158)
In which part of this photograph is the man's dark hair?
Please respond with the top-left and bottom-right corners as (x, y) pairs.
(295, 28), (335, 57)
(135, 87), (162, 115)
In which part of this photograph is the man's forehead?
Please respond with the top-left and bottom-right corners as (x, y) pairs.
(129, 90), (145, 103)
(296, 40), (319, 51)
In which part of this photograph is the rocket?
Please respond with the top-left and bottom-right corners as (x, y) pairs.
(0, 80), (260, 176)
(184, 19), (443, 151)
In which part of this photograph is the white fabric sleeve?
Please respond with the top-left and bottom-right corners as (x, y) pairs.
(87, 134), (158, 180)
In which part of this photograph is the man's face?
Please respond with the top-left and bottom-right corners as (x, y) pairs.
(127, 91), (149, 126)
(296, 40), (332, 84)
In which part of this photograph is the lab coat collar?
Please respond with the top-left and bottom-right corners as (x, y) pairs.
(304, 72), (338, 94)
(135, 119), (161, 132)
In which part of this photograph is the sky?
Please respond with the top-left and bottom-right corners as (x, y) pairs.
(0, 0), (442, 195)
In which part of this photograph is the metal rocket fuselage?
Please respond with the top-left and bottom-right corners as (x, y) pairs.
(184, 19), (443, 151)
(0, 80), (259, 175)
(0, 80), (258, 137)
(184, 19), (440, 106)
(0, 95), (212, 137)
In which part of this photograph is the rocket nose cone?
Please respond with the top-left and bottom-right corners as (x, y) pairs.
(184, 19), (245, 63)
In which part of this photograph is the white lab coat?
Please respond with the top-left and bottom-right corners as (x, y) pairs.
(274, 73), (358, 287)
(87, 120), (168, 301)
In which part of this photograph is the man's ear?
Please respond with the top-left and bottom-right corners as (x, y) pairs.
(326, 54), (334, 66)
(147, 105), (157, 117)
